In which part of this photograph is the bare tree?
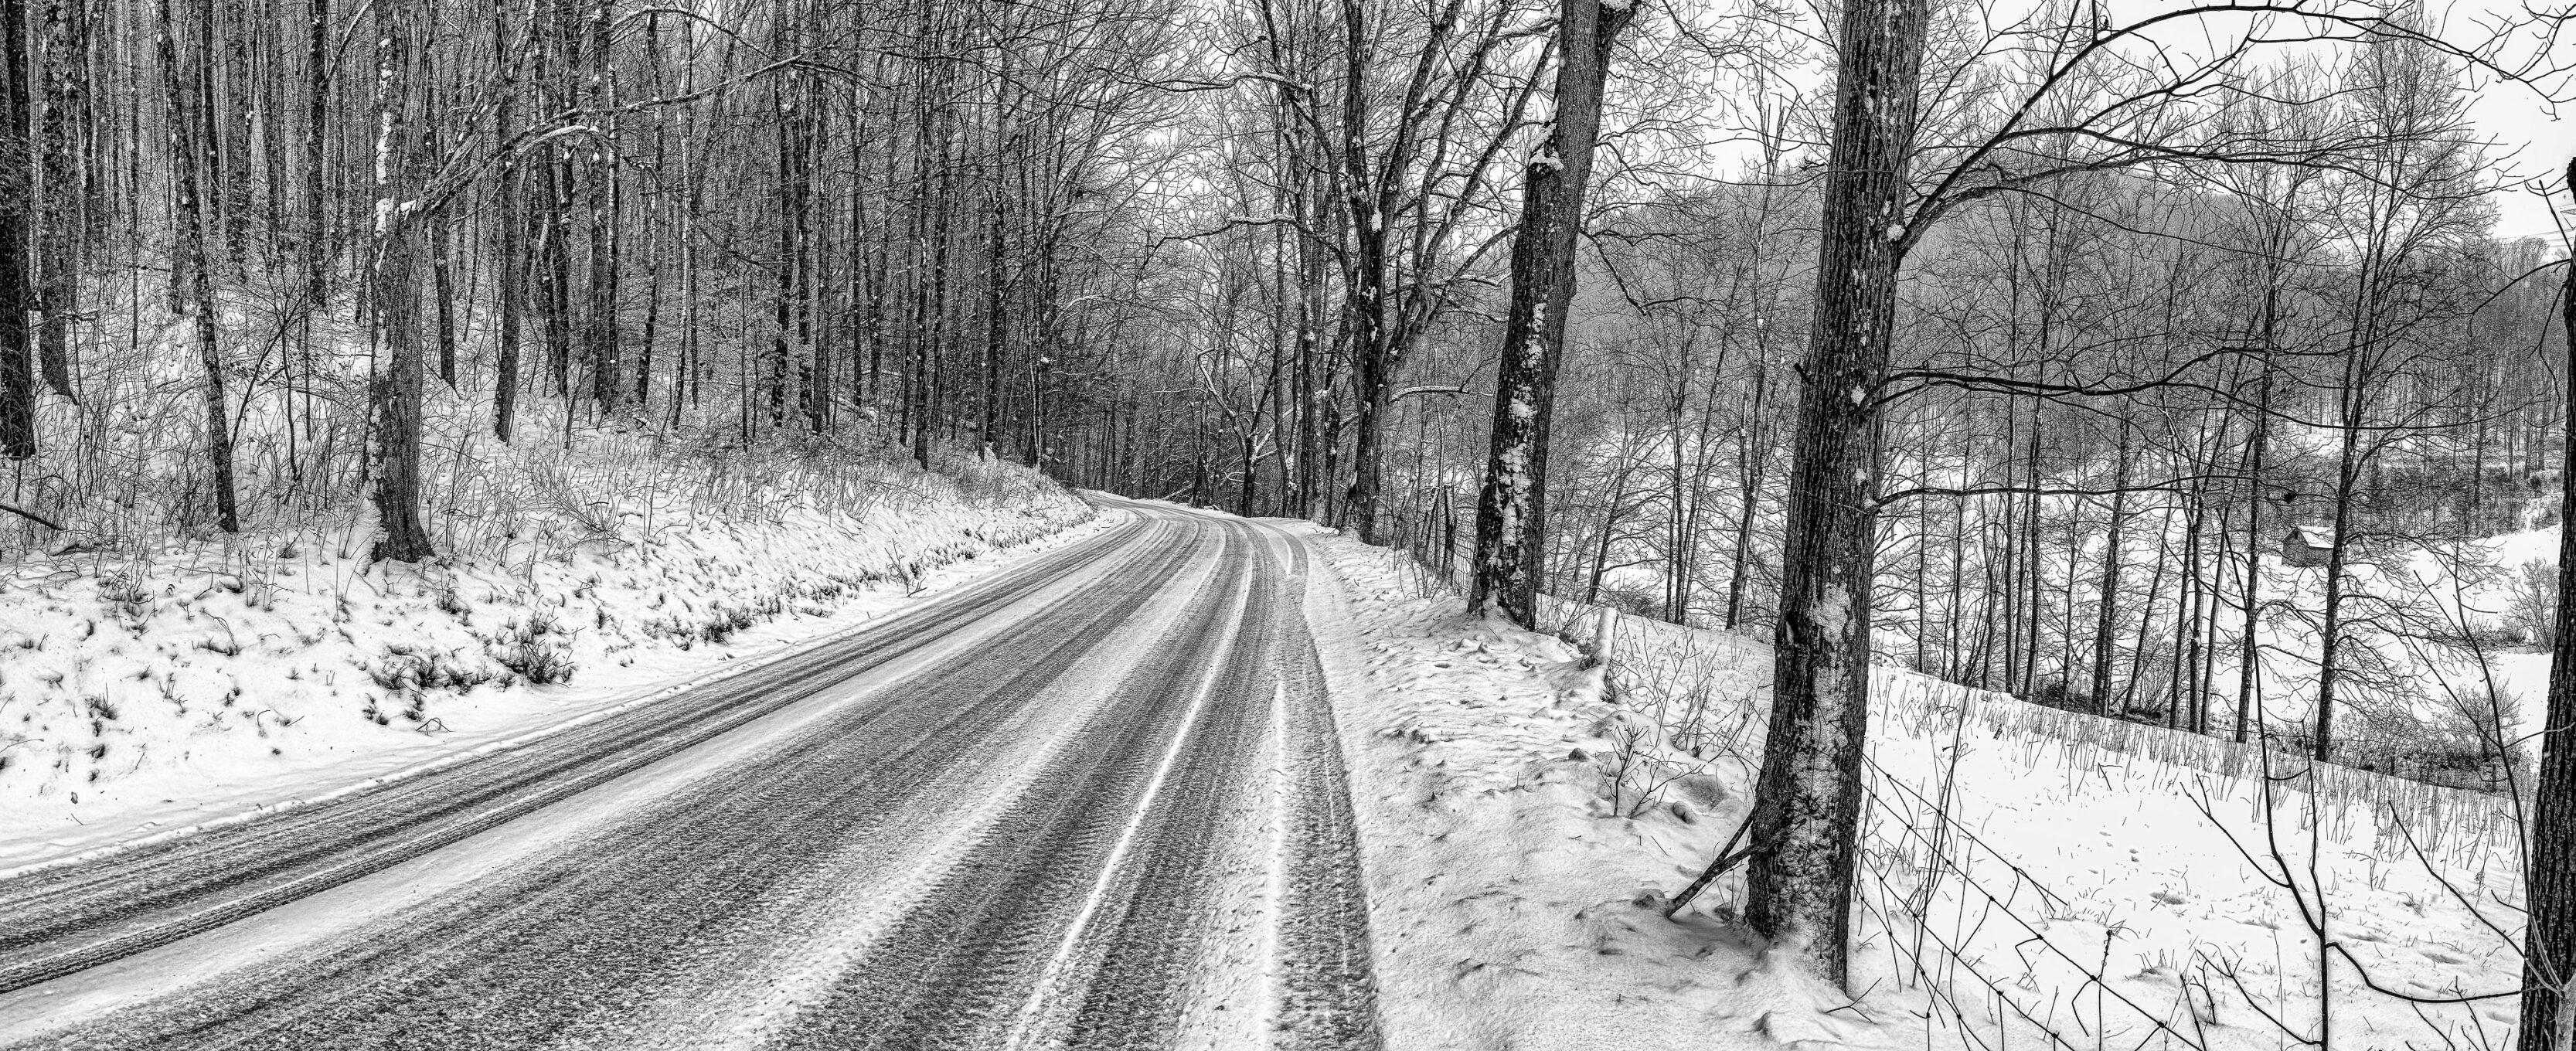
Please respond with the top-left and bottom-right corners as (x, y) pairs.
(2518, 154), (2576, 1051)
(0, 0), (29, 460)
(1739, 0), (1929, 986)
(1466, 0), (1636, 626)
(157, 0), (237, 531)
(33, 0), (80, 400)
(366, 0), (431, 561)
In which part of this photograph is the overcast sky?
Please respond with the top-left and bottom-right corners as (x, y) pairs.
(2471, 77), (2574, 242)
(2442, 0), (2571, 243)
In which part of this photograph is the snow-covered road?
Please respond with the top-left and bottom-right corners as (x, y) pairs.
(0, 498), (1382, 1049)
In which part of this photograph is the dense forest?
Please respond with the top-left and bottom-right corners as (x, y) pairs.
(0, 0), (1189, 559)
(0, 0), (2572, 1004)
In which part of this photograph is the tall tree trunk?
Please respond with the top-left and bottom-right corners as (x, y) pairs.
(2236, 337), (2275, 741)
(637, 187), (658, 411)
(2174, 486), (2206, 729)
(982, 173), (1006, 457)
(1334, 0), (1386, 544)
(583, 0), (618, 412)
(185, 0), (219, 267)
(2089, 419), (2133, 713)
(1295, 194), (1324, 515)
(1465, 0), (1633, 626)
(366, 0), (430, 562)
(0, 0), (32, 457)
(2517, 158), (2576, 1051)
(539, 162), (573, 397)
(1725, 359), (1771, 628)
(489, 0), (521, 440)
(634, 10), (665, 412)
(34, 0), (79, 400)
(158, 0), (236, 529)
(1741, 0), (1928, 988)
(2316, 377), (2365, 760)
(536, 0), (573, 400)
(432, 205), (458, 388)
(769, 70), (801, 430)
(301, 0), (327, 307)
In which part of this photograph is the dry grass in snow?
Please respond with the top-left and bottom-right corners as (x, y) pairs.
(1304, 530), (1855, 1051)
(1305, 531), (2528, 1051)
(0, 426), (1095, 875)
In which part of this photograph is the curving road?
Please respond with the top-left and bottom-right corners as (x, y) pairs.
(0, 498), (1382, 1050)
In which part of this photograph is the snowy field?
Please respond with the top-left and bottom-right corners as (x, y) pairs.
(1306, 529), (2528, 1051)
(0, 444), (1096, 876)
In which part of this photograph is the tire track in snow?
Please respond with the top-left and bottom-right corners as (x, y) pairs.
(1015, 520), (1274, 1051)
(0, 514), (1158, 995)
(761, 521), (1261, 1050)
(0, 501), (1384, 1051)
(3, 522), (1214, 1049)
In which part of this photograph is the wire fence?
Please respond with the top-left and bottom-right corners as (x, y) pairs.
(1539, 592), (2524, 1051)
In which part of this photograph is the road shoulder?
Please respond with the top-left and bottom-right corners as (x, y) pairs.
(1296, 530), (1808, 1051)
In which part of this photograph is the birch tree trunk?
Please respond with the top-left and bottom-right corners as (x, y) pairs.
(1743, 0), (1928, 988)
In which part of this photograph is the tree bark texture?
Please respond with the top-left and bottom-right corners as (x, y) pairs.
(1744, 0), (1929, 988)
(34, 0), (79, 400)
(0, 0), (32, 458)
(2516, 155), (2576, 1051)
(1465, 0), (1632, 626)
(158, 0), (237, 529)
(366, 0), (433, 562)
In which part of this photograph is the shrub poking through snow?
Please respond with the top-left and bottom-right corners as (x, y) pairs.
(435, 584), (471, 622)
(0, 404), (1094, 870)
(100, 573), (152, 627)
(368, 643), (497, 696)
(490, 612), (577, 685)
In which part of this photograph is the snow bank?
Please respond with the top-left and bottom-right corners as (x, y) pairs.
(1302, 532), (1854, 1051)
(0, 438), (1097, 874)
(1305, 532), (2527, 1051)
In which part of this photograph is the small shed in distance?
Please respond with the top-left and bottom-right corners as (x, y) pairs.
(2280, 526), (2335, 568)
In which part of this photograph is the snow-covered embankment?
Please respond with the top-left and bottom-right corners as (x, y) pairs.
(0, 447), (1100, 874)
(1302, 529), (2525, 1051)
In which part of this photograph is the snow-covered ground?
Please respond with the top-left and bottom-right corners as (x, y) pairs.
(1305, 528), (2528, 1051)
(1303, 529), (1844, 1051)
(0, 444), (1097, 876)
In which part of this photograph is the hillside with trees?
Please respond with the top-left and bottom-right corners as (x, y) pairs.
(3, 0), (2576, 1043)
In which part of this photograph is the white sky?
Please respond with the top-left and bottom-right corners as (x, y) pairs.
(2062, 0), (2573, 243)
(2433, 0), (2571, 242)
(1663, 0), (2575, 243)
(2469, 78), (2575, 242)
